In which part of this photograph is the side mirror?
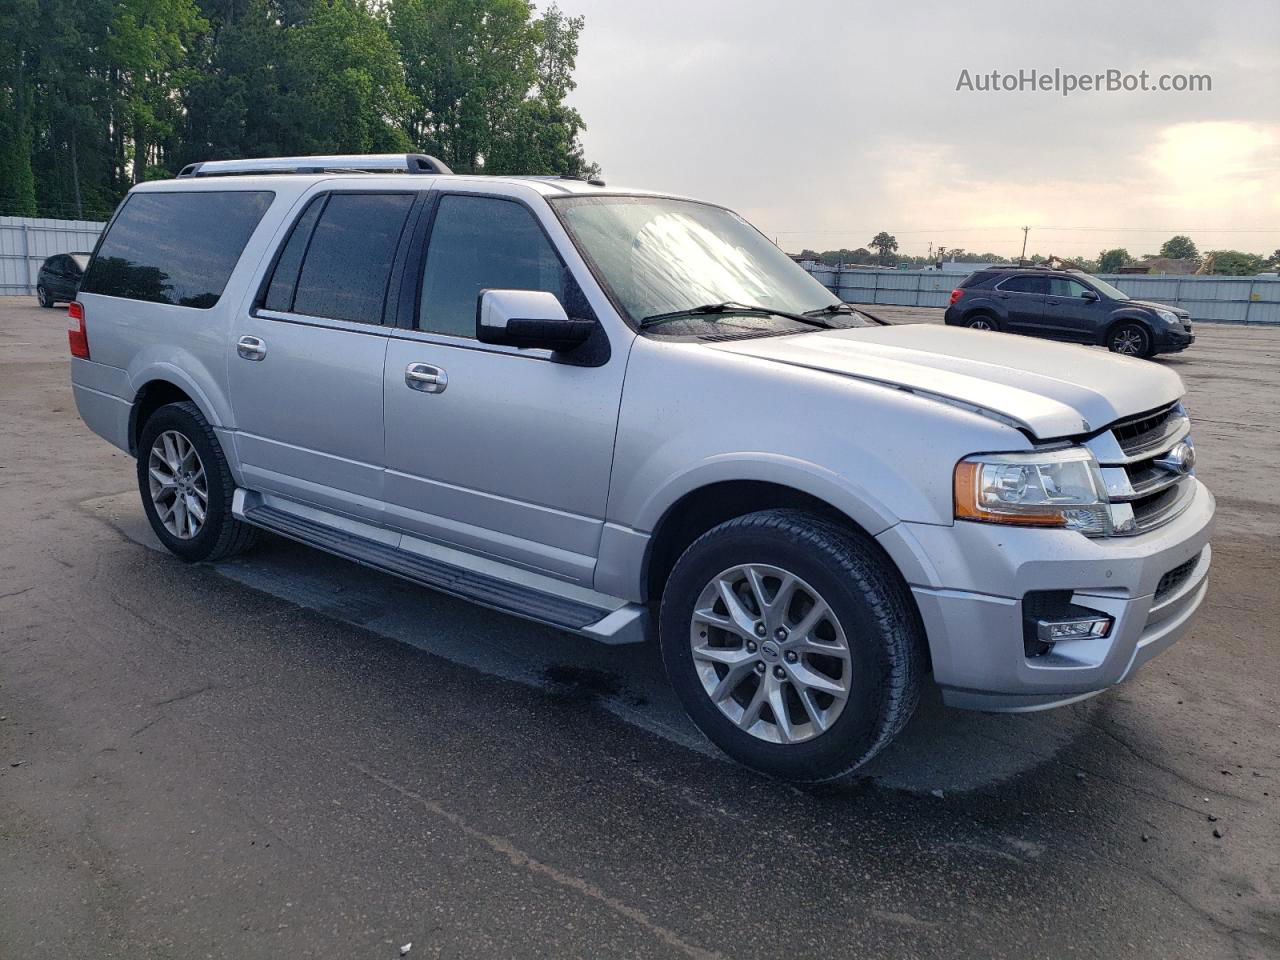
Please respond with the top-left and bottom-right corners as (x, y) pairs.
(1081, 289), (1100, 301)
(476, 289), (595, 351)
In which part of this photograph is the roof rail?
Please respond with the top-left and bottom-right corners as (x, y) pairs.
(176, 153), (454, 178)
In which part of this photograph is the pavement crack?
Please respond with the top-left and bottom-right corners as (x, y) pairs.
(0, 586), (34, 601)
(350, 762), (725, 960)
(1080, 717), (1239, 801)
(152, 682), (215, 708)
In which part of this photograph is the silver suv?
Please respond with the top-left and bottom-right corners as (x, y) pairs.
(69, 154), (1214, 781)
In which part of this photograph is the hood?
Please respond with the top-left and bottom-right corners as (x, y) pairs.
(710, 324), (1183, 440)
(1121, 298), (1189, 317)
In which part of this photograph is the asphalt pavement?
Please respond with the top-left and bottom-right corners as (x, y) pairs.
(1, 297), (1276, 958)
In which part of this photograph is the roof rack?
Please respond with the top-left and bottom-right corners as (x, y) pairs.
(176, 153), (454, 178)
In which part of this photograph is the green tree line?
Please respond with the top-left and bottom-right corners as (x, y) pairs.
(0, 0), (597, 221)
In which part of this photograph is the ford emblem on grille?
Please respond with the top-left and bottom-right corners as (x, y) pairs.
(1154, 441), (1196, 476)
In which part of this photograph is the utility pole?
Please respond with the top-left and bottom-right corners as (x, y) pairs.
(1020, 225), (1031, 264)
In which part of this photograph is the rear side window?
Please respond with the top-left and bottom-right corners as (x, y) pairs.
(290, 193), (415, 325)
(999, 275), (1048, 294)
(959, 271), (998, 289)
(263, 196), (325, 312)
(81, 190), (273, 308)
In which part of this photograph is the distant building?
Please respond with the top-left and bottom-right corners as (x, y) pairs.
(1117, 257), (1199, 275)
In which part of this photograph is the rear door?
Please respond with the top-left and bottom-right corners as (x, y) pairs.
(381, 188), (625, 585)
(228, 189), (419, 523)
(1044, 276), (1101, 342)
(994, 275), (1048, 333)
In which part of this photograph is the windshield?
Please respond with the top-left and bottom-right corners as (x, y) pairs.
(551, 196), (865, 337)
(1080, 273), (1130, 300)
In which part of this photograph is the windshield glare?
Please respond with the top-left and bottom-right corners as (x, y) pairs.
(552, 196), (849, 335)
(1081, 273), (1130, 300)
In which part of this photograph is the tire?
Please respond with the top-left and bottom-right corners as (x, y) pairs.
(965, 314), (998, 331)
(37, 285), (54, 308)
(1107, 322), (1153, 358)
(136, 401), (259, 562)
(658, 509), (927, 783)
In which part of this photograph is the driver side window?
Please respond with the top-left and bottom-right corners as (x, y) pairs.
(419, 195), (584, 337)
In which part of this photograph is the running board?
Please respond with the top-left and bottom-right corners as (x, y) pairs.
(234, 495), (646, 644)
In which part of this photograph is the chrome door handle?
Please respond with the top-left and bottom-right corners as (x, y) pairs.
(237, 335), (267, 361)
(405, 362), (448, 394)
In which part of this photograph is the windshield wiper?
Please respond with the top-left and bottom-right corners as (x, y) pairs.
(639, 301), (834, 330)
(803, 303), (891, 326)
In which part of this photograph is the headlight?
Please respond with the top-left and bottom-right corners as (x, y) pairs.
(1155, 309), (1181, 325)
(954, 447), (1111, 535)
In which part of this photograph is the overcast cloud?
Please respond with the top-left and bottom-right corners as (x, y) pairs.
(566, 0), (1280, 259)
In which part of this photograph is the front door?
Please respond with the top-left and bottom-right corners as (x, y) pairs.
(1044, 276), (1103, 342)
(383, 189), (626, 585)
(995, 275), (1048, 333)
(228, 190), (418, 523)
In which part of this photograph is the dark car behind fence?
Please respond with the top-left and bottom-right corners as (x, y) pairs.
(802, 264), (1280, 325)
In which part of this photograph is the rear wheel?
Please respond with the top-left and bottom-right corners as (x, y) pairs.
(1108, 322), (1153, 358)
(136, 401), (259, 562)
(37, 285), (53, 308)
(659, 509), (926, 783)
(966, 314), (998, 331)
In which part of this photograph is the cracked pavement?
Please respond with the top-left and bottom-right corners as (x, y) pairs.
(1, 298), (1277, 958)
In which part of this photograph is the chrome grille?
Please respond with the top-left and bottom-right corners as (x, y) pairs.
(1088, 402), (1196, 536)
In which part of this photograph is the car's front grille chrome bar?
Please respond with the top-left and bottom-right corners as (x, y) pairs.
(1085, 402), (1196, 536)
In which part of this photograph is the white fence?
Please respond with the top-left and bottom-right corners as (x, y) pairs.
(802, 265), (1280, 325)
(0, 216), (106, 295)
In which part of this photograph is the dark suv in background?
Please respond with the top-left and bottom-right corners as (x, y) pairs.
(944, 266), (1194, 358)
(37, 252), (91, 308)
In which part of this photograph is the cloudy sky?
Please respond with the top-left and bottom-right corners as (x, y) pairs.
(566, 0), (1280, 259)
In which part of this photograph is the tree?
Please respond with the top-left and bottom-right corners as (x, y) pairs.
(1159, 235), (1199, 261)
(1203, 250), (1267, 276)
(1097, 248), (1132, 273)
(1266, 249), (1280, 268)
(869, 231), (898, 265)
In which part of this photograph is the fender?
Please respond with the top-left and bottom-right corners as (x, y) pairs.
(629, 453), (903, 539)
(126, 351), (232, 431)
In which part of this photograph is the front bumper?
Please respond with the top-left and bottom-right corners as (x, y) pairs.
(1153, 323), (1194, 353)
(877, 479), (1214, 711)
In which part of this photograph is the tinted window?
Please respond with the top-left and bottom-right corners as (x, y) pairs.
(959, 270), (998, 288)
(292, 193), (414, 324)
(263, 196), (325, 312)
(1000, 275), (1048, 294)
(420, 195), (567, 337)
(1048, 277), (1090, 298)
(81, 191), (272, 308)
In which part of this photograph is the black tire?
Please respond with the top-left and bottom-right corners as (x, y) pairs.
(965, 313), (999, 331)
(136, 401), (259, 562)
(37, 285), (54, 308)
(1107, 321), (1154, 358)
(658, 509), (927, 783)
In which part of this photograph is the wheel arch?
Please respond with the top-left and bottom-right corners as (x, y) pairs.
(1104, 313), (1154, 343)
(128, 376), (216, 456)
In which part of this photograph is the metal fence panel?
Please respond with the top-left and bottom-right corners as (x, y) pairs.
(0, 216), (106, 295)
(799, 264), (1280, 325)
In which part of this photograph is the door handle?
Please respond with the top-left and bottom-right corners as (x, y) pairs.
(237, 335), (267, 361)
(405, 362), (448, 394)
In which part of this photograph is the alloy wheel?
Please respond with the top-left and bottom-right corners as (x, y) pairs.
(968, 318), (993, 330)
(689, 564), (852, 744)
(147, 430), (209, 539)
(1113, 327), (1146, 355)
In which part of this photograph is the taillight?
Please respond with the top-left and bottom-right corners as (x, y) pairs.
(67, 301), (89, 359)
(949, 288), (964, 306)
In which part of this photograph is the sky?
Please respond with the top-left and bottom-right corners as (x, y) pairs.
(565, 0), (1280, 260)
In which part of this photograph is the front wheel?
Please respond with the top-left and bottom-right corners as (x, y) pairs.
(658, 509), (927, 783)
(136, 401), (259, 562)
(1108, 322), (1153, 358)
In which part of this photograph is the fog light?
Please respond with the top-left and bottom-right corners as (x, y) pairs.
(1035, 615), (1112, 643)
